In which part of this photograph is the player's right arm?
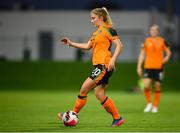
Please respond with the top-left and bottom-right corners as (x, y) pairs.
(60, 37), (92, 50)
(137, 48), (146, 77)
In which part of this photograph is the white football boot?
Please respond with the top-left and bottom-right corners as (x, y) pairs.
(151, 106), (158, 113)
(144, 103), (152, 112)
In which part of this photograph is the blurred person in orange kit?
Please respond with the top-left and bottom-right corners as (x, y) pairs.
(137, 25), (172, 113)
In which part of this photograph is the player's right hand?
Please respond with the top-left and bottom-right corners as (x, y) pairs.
(60, 37), (71, 46)
(137, 67), (142, 77)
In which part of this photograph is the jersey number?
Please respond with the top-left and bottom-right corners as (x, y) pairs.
(92, 68), (101, 76)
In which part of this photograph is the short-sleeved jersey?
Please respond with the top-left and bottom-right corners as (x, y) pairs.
(90, 23), (119, 67)
(142, 36), (169, 69)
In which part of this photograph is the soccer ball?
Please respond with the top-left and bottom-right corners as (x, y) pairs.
(62, 111), (79, 126)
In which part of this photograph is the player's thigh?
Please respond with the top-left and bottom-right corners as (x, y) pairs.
(80, 77), (96, 95)
(94, 85), (107, 101)
(144, 78), (152, 88)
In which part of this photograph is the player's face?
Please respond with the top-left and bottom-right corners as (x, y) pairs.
(150, 26), (159, 37)
(90, 13), (102, 27)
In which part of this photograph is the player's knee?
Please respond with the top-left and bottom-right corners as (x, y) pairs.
(155, 88), (161, 92)
(155, 84), (161, 91)
(144, 83), (151, 89)
(79, 91), (88, 97)
(144, 87), (150, 91)
(80, 87), (88, 95)
(95, 92), (105, 102)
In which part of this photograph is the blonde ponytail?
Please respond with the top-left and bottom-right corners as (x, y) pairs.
(102, 7), (113, 27)
(91, 7), (113, 27)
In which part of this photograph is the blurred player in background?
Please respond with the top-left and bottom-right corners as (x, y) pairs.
(58, 7), (124, 126)
(137, 25), (172, 113)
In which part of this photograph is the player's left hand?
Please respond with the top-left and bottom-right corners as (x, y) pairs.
(108, 59), (116, 71)
(162, 57), (169, 64)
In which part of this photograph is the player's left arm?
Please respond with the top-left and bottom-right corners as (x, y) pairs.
(163, 40), (172, 64)
(108, 38), (123, 71)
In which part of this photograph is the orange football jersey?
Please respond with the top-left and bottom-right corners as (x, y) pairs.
(90, 23), (119, 67)
(142, 36), (169, 69)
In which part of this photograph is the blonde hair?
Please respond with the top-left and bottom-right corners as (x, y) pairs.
(91, 7), (113, 27)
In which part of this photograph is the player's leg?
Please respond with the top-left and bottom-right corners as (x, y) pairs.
(58, 65), (105, 120)
(151, 69), (163, 113)
(143, 78), (153, 112)
(94, 84), (107, 102)
(73, 77), (96, 113)
(94, 85), (124, 126)
(58, 77), (96, 120)
(95, 85), (120, 119)
(152, 81), (161, 113)
(144, 78), (152, 103)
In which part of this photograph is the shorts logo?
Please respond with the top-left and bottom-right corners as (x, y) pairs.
(92, 68), (101, 77)
(144, 73), (148, 77)
(159, 72), (164, 80)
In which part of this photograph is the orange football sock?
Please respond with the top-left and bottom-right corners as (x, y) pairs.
(101, 96), (120, 120)
(153, 89), (161, 107)
(73, 95), (87, 113)
(144, 88), (151, 103)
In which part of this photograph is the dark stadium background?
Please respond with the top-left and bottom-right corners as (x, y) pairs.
(0, 0), (180, 15)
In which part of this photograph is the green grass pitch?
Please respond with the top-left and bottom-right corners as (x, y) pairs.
(0, 90), (180, 132)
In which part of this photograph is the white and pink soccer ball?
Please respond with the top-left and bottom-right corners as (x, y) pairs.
(62, 111), (79, 126)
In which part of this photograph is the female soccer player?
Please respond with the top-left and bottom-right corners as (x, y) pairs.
(137, 25), (172, 113)
(58, 7), (124, 126)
